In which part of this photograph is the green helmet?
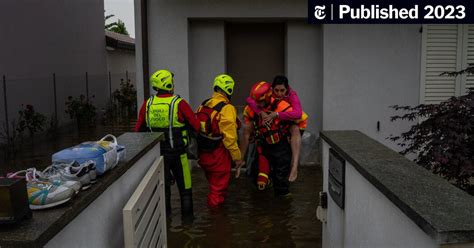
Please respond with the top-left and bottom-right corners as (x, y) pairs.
(213, 74), (235, 96)
(150, 69), (174, 91)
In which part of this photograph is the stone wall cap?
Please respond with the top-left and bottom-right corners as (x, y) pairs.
(321, 130), (474, 245)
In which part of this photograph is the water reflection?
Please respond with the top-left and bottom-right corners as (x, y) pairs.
(167, 166), (322, 247)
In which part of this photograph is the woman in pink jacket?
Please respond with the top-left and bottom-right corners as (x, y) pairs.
(245, 75), (303, 182)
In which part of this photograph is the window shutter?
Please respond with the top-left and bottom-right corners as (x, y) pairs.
(420, 24), (462, 104)
(462, 24), (474, 93)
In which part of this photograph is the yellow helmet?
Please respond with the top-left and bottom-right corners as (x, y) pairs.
(213, 74), (235, 96)
(150, 69), (174, 91)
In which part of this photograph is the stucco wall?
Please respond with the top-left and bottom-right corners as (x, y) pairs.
(106, 50), (137, 93)
(135, 0), (307, 102)
(134, 0), (145, 108)
(136, 0), (327, 133)
(321, 141), (438, 248)
(188, 21), (226, 109)
(322, 24), (421, 150)
(187, 21), (322, 134)
(287, 21), (323, 135)
(136, 2), (421, 146)
(0, 0), (107, 127)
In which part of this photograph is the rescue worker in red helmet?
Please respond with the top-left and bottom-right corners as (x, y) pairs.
(135, 69), (200, 221)
(238, 81), (308, 196)
(196, 74), (244, 208)
(246, 75), (304, 182)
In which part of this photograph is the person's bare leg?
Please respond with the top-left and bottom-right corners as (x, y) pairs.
(288, 124), (301, 182)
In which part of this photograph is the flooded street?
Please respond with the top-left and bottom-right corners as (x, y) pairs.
(168, 164), (323, 248)
(1, 125), (322, 247)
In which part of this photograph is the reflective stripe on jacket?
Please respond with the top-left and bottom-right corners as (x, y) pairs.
(244, 98), (308, 130)
(243, 98), (308, 143)
(146, 95), (188, 150)
(146, 95), (185, 129)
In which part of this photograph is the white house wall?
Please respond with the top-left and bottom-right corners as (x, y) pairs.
(106, 50), (137, 93)
(0, 0), (107, 126)
(136, 0), (306, 100)
(343, 161), (437, 247)
(134, 0), (144, 108)
(138, 1), (421, 142)
(188, 21), (226, 109)
(187, 20), (323, 135)
(321, 141), (437, 248)
(138, 0), (327, 132)
(322, 24), (421, 150)
(287, 21), (323, 135)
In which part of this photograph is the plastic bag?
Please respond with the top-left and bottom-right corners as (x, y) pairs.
(52, 134), (124, 175)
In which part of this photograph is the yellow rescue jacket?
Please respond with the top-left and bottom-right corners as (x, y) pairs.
(203, 92), (241, 161)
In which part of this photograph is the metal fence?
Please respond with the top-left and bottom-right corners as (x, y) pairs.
(0, 71), (137, 143)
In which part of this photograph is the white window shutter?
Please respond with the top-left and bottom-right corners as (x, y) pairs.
(462, 24), (474, 93)
(420, 24), (462, 104)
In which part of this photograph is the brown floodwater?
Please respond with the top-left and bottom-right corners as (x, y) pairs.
(167, 165), (322, 248)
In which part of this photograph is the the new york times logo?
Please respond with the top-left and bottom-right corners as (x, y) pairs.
(314, 5), (326, 20)
(308, 0), (474, 24)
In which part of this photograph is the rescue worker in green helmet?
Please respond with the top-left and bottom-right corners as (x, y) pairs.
(135, 69), (200, 221)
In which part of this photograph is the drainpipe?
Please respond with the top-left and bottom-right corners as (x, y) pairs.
(3, 75), (9, 139)
(141, 0), (150, 98)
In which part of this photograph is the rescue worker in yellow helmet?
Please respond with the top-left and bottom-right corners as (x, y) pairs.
(135, 69), (200, 221)
(196, 74), (244, 208)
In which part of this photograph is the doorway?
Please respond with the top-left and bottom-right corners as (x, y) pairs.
(225, 23), (285, 107)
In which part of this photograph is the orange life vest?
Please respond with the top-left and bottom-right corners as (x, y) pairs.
(254, 98), (292, 145)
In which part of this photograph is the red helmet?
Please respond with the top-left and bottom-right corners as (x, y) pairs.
(250, 81), (272, 103)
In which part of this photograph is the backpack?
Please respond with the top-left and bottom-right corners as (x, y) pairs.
(196, 99), (228, 151)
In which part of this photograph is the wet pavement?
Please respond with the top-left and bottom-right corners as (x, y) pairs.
(167, 164), (323, 248)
